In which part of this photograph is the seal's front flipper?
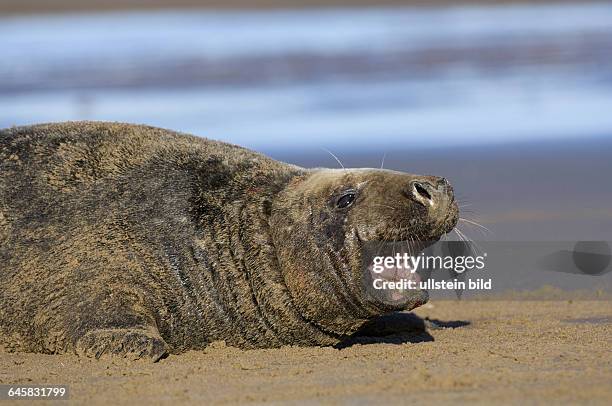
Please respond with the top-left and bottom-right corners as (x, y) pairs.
(75, 328), (169, 362)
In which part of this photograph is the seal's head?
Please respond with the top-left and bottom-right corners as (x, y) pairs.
(270, 168), (458, 338)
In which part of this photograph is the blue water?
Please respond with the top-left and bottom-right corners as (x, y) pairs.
(1, 2), (612, 151)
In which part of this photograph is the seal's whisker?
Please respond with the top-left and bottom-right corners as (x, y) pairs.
(321, 147), (345, 170)
(459, 209), (477, 215)
(408, 235), (417, 258)
(457, 200), (479, 217)
(455, 227), (485, 257)
(374, 240), (387, 260)
(459, 218), (492, 235)
(455, 227), (468, 243)
(453, 228), (466, 243)
(373, 228), (390, 258)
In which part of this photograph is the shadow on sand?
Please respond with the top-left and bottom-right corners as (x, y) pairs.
(336, 312), (470, 348)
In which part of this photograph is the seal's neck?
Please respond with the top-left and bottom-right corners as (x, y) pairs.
(181, 168), (343, 348)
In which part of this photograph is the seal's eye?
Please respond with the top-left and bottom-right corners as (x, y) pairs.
(336, 192), (356, 209)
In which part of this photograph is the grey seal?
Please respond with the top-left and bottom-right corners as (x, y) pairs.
(0, 122), (458, 361)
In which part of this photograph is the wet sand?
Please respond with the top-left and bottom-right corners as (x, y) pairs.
(1, 300), (610, 404)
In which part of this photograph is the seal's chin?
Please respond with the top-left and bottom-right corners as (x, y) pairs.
(372, 260), (428, 306)
(361, 240), (431, 312)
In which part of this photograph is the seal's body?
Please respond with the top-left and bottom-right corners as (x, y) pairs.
(0, 122), (458, 361)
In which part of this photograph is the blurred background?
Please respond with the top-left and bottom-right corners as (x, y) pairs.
(1, 1), (611, 291)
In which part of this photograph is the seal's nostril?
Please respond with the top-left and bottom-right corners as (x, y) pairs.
(413, 182), (432, 202)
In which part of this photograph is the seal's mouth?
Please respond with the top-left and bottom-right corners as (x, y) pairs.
(360, 239), (431, 311)
(368, 255), (422, 300)
(354, 215), (457, 311)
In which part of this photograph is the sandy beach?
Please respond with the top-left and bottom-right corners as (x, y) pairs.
(1, 300), (610, 404)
